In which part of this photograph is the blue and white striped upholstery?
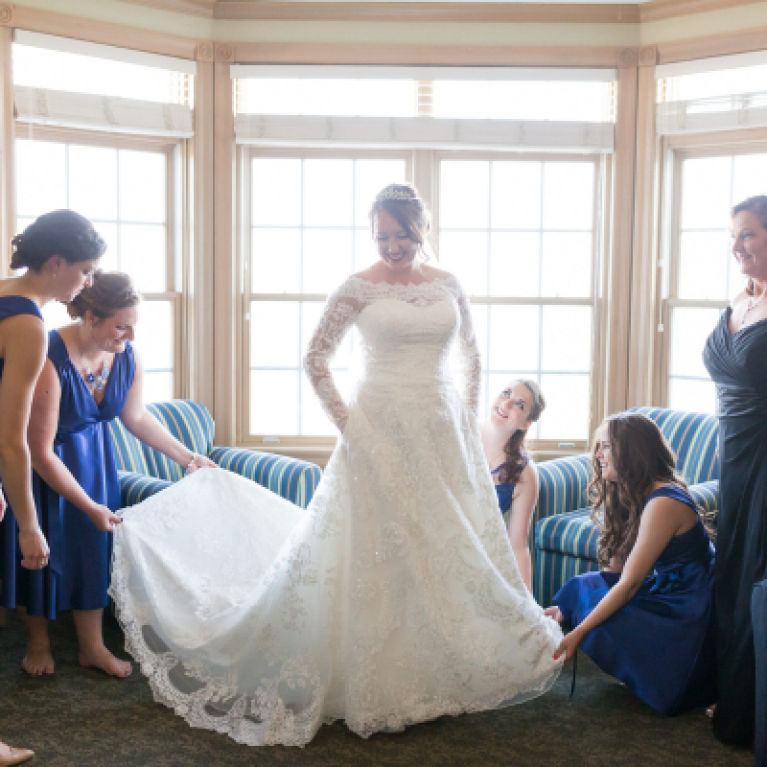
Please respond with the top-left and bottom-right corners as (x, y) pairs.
(533, 408), (720, 606)
(108, 400), (322, 510)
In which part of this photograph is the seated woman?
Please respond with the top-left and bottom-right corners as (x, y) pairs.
(479, 379), (545, 593)
(8, 272), (215, 677)
(546, 412), (716, 716)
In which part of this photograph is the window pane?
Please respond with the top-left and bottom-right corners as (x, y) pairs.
(439, 231), (488, 296)
(303, 159), (353, 227)
(142, 372), (174, 404)
(681, 157), (731, 230)
(669, 377), (716, 415)
(355, 160), (407, 226)
(252, 228), (301, 293)
(542, 163), (594, 231)
(491, 161), (541, 230)
(489, 305), (539, 372)
(120, 224), (166, 293)
(97, 222), (119, 273)
(539, 373), (590, 440)
(134, 301), (173, 372)
(16, 139), (66, 218)
(250, 302), (299, 368)
(41, 300), (72, 330)
(489, 232), (540, 298)
(69, 145), (118, 222)
(732, 153), (767, 204)
(120, 150), (166, 224)
(252, 158), (302, 227)
(440, 162), (490, 229)
(354, 228), (379, 272)
(729, 253), (748, 301)
(541, 306), (592, 373)
(678, 231), (729, 300)
(303, 229), (353, 294)
(670, 307), (721, 378)
(250, 370), (299, 435)
(540, 232), (592, 298)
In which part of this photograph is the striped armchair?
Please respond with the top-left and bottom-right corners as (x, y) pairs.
(108, 400), (322, 510)
(533, 407), (720, 606)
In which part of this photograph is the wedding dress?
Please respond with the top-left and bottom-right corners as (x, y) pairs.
(110, 275), (564, 747)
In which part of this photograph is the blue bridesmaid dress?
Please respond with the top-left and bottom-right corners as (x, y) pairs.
(553, 485), (717, 715)
(0, 328), (135, 619)
(493, 466), (515, 515)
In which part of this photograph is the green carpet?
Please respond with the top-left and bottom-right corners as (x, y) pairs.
(0, 610), (752, 766)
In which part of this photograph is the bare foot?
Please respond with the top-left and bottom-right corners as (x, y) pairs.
(22, 641), (55, 675)
(544, 606), (564, 623)
(79, 646), (132, 678)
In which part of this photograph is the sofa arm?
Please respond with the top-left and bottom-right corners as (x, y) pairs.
(119, 471), (173, 508)
(209, 447), (322, 509)
(535, 454), (593, 522)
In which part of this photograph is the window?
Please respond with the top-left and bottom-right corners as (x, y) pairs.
(15, 134), (182, 404)
(437, 157), (598, 440)
(245, 152), (409, 439)
(661, 145), (767, 414)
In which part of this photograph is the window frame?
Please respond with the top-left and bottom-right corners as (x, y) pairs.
(654, 129), (767, 409)
(14, 123), (189, 400)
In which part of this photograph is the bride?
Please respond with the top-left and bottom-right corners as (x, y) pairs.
(110, 183), (564, 747)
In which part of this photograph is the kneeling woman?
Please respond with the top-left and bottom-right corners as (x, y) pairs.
(10, 272), (214, 677)
(546, 413), (716, 715)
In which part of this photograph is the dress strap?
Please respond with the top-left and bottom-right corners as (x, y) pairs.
(46, 329), (71, 370)
(0, 295), (43, 322)
(646, 485), (697, 514)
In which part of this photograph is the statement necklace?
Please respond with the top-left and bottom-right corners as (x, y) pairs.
(740, 287), (767, 328)
(78, 338), (111, 394)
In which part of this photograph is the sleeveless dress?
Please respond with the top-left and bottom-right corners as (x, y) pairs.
(703, 307), (767, 745)
(0, 296), (44, 587)
(0, 329), (135, 619)
(109, 275), (563, 747)
(493, 459), (528, 515)
(553, 486), (716, 715)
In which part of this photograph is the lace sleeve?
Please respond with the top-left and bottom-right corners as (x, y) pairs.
(451, 277), (482, 415)
(303, 283), (362, 434)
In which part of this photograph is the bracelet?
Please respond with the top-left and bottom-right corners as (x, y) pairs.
(186, 454), (199, 472)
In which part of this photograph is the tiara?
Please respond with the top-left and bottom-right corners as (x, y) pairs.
(376, 187), (417, 203)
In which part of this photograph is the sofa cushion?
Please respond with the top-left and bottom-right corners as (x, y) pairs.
(537, 508), (599, 560)
(535, 454), (593, 523)
(629, 407), (719, 485)
(119, 471), (173, 507)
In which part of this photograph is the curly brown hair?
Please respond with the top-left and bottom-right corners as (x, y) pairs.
(67, 271), (140, 321)
(588, 413), (691, 567)
(495, 379), (546, 486)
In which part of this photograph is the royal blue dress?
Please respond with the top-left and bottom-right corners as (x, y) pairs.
(553, 485), (717, 715)
(493, 466), (516, 515)
(0, 329), (134, 619)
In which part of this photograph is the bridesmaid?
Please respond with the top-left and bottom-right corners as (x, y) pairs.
(479, 379), (545, 593)
(6, 272), (215, 677)
(0, 210), (105, 766)
(546, 413), (716, 716)
(703, 194), (767, 747)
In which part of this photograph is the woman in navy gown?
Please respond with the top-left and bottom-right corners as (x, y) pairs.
(2, 272), (214, 678)
(0, 210), (105, 765)
(546, 413), (716, 716)
(703, 195), (767, 747)
(479, 379), (545, 593)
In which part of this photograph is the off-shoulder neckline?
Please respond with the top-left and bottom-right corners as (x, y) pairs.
(346, 274), (455, 288)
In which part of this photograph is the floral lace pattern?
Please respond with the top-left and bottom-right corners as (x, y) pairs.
(110, 275), (563, 748)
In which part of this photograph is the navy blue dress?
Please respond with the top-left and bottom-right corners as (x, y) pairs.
(553, 485), (716, 715)
(0, 329), (134, 619)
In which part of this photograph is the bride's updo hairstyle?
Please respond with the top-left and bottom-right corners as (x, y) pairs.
(11, 210), (107, 272)
(731, 195), (767, 297)
(67, 271), (141, 321)
(369, 182), (432, 258)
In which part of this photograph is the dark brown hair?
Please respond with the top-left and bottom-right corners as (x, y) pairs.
(731, 195), (767, 297)
(67, 271), (140, 321)
(588, 413), (692, 567)
(369, 183), (431, 257)
(11, 210), (106, 272)
(496, 379), (546, 486)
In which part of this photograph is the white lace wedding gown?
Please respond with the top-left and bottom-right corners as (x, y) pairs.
(110, 275), (563, 747)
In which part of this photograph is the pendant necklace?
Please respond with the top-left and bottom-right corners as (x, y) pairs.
(740, 287), (766, 328)
(78, 335), (111, 394)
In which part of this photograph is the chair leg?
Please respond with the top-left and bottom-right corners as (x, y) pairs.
(753, 579), (767, 767)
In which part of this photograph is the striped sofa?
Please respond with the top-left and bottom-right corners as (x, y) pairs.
(108, 400), (322, 510)
(532, 407), (720, 607)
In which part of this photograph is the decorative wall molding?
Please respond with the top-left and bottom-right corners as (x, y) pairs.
(215, 43), (234, 62)
(197, 41), (214, 61)
(658, 24), (767, 63)
(214, 2), (639, 23)
(640, 0), (766, 23)
(0, 4), (12, 25)
(231, 42), (625, 67)
(639, 45), (657, 66)
(618, 47), (638, 67)
(120, 0), (216, 18)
